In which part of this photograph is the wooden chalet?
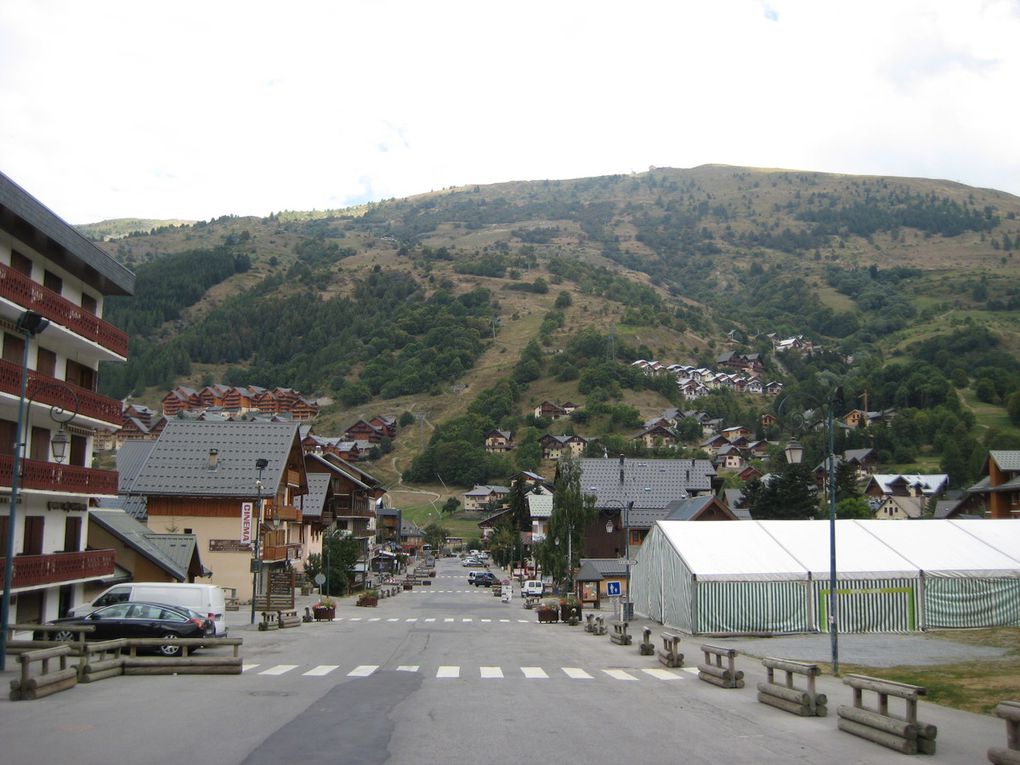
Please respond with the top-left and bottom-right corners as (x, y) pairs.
(484, 429), (513, 453)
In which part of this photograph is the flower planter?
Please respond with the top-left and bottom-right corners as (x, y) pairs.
(312, 606), (335, 621)
(559, 603), (581, 622)
(537, 608), (559, 624)
(403, 582), (413, 591)
(356, 597), (378, 607)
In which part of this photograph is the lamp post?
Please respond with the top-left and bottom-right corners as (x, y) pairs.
(1, 310), (53, 671)
(249, 457), (269, 625)
(782, 398), (840, 675)
(604, 499), (634, 621)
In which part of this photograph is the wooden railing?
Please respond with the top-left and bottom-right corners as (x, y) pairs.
(264, 502), (302, 523)
(262, 543), (302, 562)
(0, 454), (118, 494)
(0, 359), (121, 426)
(0, 549), (115, 588)
(0, 263), (129, 358)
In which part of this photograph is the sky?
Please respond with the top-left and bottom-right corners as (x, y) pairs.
(1, 0), (1018, 224)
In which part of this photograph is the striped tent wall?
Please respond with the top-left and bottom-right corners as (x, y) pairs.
(812, 578), (917, 633)
(632, 525), (694, 632)
(695, 580), (811, 634)
(924, 577), (1020, 629)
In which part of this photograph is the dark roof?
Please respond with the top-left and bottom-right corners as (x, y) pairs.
(129, 420), (302, 496)
(0, 171), (135, 295)
(576, 558), (628, 581)
(302, 473), (332, 519)
(90, 509), (196, 580)
(579, 457), (716, 510)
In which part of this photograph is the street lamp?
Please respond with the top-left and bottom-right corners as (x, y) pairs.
(604, 499), (634, 621)
(1, 310), (51, 671)
(782, 398), (840, 675)
(249, 457), (269, 625)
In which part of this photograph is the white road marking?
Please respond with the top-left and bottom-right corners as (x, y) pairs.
(480, 666), (503, 679)
(242, 663), (260, 672)
(517, 619), (530, 623)
(425, 618), (436, 622)
(260, 664), (298, 676)
(368, 618), (381, 622)
(642, 668), (682, 680)
(387, 618), (400, 622)
(462, 618), (473, 622)
(681, 667), (700, 676)
(481, 619), (492, 623)
(499, 619), (510, 623)
(406, 618), (418, 622)
(348, 665), (379, 677)
(603, 669), (637, 681)
(436, 666), (459, 678)
(521, 666), (548, 679)
(444, 618), (454, 622)
(304, 665), (339, 676)
(396, 665), (419, 672)
(349, 617), (362, 622)
(562, 667), (593, 679)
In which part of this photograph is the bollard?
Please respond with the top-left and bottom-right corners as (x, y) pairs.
(640, 627), (655, 656)
(568, 607), (580, 627)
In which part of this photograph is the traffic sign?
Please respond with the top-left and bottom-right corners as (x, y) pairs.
(314, 573), (326, 586)
(606, 580), (621, 596)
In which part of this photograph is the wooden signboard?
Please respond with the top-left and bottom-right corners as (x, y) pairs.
(209, 539), (253, 553)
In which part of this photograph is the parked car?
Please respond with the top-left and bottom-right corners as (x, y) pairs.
(69, 582), (228, 636)
(461, 557), (485, 567)
(522, 580), (545, 597)
(42, 601), (214, 656)
(472, 572), (498, 587)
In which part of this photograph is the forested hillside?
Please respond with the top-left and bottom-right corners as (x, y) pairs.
(90, 165), (1020, 491)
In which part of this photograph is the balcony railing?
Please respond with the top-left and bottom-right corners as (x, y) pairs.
(0, 549), (116, 589)
(0, 454), (118, 495)
(332, 501), (374, 518)
(264, 501), (303, 523)
(0, 359), (122, 426)
(262, 543), (302, 562)
(0, 262), (129, 358)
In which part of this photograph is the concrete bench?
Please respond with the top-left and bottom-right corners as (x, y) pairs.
(593, 616), (607, 636)
(698, 644), (744, 689)
(838, 674), (936, 755)
(610, 621), (631, 646)
(278, 610), (302, 628)
(657, 632), (684, 668)
(988, 700), (1020, 765)
(259, 611), (279, 631)
(758, 657), (827, 717)
(585, 614), (596, 633)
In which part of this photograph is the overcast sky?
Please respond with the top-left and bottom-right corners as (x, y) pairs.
(1, 1), (1018, 224)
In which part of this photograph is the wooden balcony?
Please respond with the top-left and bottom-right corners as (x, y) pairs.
(0, 454), (118, 495)
(0, 262), (129, 358)
(0, 549), (115, 589)
(0, 359), (122, 426)
(264, 501), (303, 523)
(285, 468), (301, 487)
(262, 543), (302, 562)
(333, 501), (374, 519)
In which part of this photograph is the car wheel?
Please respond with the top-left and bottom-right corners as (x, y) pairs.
(53, 629), (76, 642)
(158, 634), (182, 657)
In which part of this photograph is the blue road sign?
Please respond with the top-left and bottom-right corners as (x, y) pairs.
(606, 580), (621, 596)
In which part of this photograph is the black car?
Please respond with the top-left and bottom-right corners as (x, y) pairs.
(43, 601), (214, 656)
(472, 572), (498, 587)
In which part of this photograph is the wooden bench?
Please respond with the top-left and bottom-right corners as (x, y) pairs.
(657, 632), (684, 668)
(697, 644), (744, 689)
(9, 644), (78, 700)
(838, 674), (936, 755)
(593, 616), (607, 636)
(79, 639), (127, 683)
(757, 657), (827, 717)
(223, 587), (240, 611)
(610, 621), (631, 646)
(989, 700), (1020, 765)
(639, 627), (655, 656)
(259, 611), (279, 631)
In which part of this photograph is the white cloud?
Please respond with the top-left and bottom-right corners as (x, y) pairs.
(0, 0), (1017, 222)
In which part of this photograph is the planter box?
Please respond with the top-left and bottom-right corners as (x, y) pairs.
(560, 603), (581, 622)
(312, 606), (335, 621)
(537, 608), (559, 624)
(403, 582), (413, 591)
(356, 597), (378, 607)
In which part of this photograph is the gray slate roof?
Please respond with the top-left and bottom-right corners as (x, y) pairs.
(663, 495), (715, 520)
(579, 457), (716, 510)
(90, 509), (196, 580)
(301, 473), (332, 519)
(990, 451), (1020, 472)
(129, 420), (301, 497)
(576, 558), (628, 581)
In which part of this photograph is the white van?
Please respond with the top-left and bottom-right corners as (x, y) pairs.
(70, 583), (227, 636)
(522, 580), (545, 597)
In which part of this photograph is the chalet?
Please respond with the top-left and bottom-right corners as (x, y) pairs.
(760, 412), (777, 428)
(664, 495), (738, 522)
(863, 473), (949, 499)
(875, 495), (924, 520)
(368, 415), (397, 438)
(127, 420), (309, 605)
(222, 386), (255, 413)
(484, 429), (514, 453)
(161, 386), (199, 416)
(721, 425), (752, 442)
(967, 450), (1020, 519)
(562, 402), (580, 414)
(344, 419), (385, 444)
(534, 400), (568, 420)
(746, 440), (773, 459)
(739, 465), (763, 482)
(698, 434), (730, 456)
(463, 485), (511, 512)
(677, 379), (709, 400)
(714, 443), (745, 471)
(634, 424), (680, 450)
(539, 433), (588, 460)
(305, 452), (384, 570)
(764, 381), (784, 396)
(527, 490), (553, 543)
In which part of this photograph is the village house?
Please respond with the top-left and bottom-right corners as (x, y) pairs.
(484, 429), (514, 453)
(967, 450), (1020, 519)
(0, 172), (133, 626)
(634, 423), (681, 450)
(534, 400), (568, 420)
(539, 433), (588, 460)
(463, 484), (511, 512)
(127, 420), (309, 605)
(874, 495), (924, 520)
(863, 473), (949, 500)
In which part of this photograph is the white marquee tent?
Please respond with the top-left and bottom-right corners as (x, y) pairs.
(630, 519), (1020, 635)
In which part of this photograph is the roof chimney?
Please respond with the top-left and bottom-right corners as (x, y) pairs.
(619, 454), (625, 484)
(208, 448), (219, 470)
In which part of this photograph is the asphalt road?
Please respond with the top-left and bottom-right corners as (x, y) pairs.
(0, 558), (1006, 764)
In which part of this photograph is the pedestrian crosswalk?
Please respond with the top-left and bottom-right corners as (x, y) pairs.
(329, 616), (532, 624)
(239, 663), (692, 682)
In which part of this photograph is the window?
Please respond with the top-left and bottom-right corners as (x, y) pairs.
(63, 516), (82, 553)
(36, 347), (56, 378)
(30, 426), (50, 462)
(3, 333), (25, 364)
(94, 587), (130, 608)
(81, 293), (98, 315)
(70, 434), (86, 467)
(65, 360), (96, 391)
(0, 420), (15, 457)
(128, 604), (163, 620)
(0, 517), (7, 554)
(43, 270), (62, 294)
(10, 250), (32, 276)
(96, 603), (131, 619)
(23, 516), (44, 555)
